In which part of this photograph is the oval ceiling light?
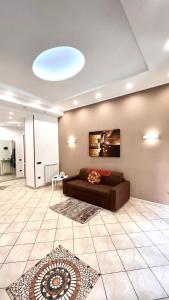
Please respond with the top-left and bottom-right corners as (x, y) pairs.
(32, 47), (85, 81)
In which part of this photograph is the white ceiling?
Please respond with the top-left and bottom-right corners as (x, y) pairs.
(0, 0), (169, 122)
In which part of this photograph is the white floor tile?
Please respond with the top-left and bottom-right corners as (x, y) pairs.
(157, 244), (169, 259)
(101, 215), (118, 224)
(0, 233), (20, 246)
(74, 238), (95, 254)
(36, 229), (56, 243)
(5, 244), (33, 263)
(55, 227), (73, 240)
(138, 245), (169, 267)
(151, 219), (169, 230)
(86, 277), (107, 300)
(146, 230), (169, 245)
(97, 251), (124, 274)
(135, 220), (157, 231)
(116, 213), (132, 223)
(151, 265), (169, 295)
(0, 224), (9, 234)
(77, 253), (100, 272)
(0, 261), (26, 288)
(0, 289), (11, 300)
(5, 222), (26, 233)
(118, 248), (147, 270)
(88, 215), (104, 225)
(161, 229), (169, 239)
(29, 242), (53, 260)
(0, 246), (12, 264)
(57, 216), (73, 228)
(40, 220), (57, 230)
(93, 236), (115, 252)
(121, 222), (141, 233)
(103, 272), (137, 300)
(73, 226), (91, 238)
(128, 268), (167, 300)
(128, 232), (153, 247)
(23, 221), (42, 231)
(106, 223), (125, 235)
(90, 224), (109, 237)
(111, 234), (135, 250)
(16, 231), (38, 245)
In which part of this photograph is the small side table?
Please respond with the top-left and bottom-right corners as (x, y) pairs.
(52, 175), (68, 191)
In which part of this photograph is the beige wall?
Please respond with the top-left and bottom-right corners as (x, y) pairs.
(59, 84), (169, 204)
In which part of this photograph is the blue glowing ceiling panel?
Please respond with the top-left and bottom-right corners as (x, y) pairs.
(32, 46), (85, 81)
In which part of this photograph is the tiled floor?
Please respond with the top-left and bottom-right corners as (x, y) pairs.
(0, 180), (169, 299)
(0, 174), (16, 183)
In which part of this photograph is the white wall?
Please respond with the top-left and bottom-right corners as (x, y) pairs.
(34, 114), (59, 187)
(25, 116), (35, 187)
(0, 126), (24, 177)
(25, 114), (59, 188)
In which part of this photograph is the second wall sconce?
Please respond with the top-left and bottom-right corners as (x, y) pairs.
(143, 132), (160, 140)
(67, 136), (76, 146)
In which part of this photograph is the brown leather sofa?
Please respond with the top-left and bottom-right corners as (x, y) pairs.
(63, 168), (130, 211)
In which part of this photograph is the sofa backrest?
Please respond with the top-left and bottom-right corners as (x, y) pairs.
(79, 168), (124, 186)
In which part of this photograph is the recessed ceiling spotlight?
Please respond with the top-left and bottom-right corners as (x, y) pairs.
(95, 92), (102, 99)
(55, 106), (60, 110)
(8, 116), (12, 120)
(73, 100), (78, 105)
(47, 108), (64, 116)
(35, 99), (42, 105)
(30, 102), (42, 109)
(6, 91), (14, 96)
(53, 106), (63, 112)
(32, 46), (85, 81)
(164, 39), (169, 51)
(9, 112), (14, 116)
(7, 121), (22, 125)
(126, 83), (133, 90)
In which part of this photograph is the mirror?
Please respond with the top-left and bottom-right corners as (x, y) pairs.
(0, 140), (16, 182)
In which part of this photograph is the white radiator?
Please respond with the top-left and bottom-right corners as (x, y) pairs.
(44, 163), (59, 184)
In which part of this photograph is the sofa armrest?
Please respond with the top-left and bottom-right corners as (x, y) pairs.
(110, 181), (130, 211)
(63, 175), (79, 183)
(62, 175), (79, 194)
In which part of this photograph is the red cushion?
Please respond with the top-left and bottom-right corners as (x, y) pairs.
(87, 168), (112, 177)
(87, 170), (101, 184)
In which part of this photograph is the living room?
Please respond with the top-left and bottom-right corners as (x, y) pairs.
(0, 1), (169, 300)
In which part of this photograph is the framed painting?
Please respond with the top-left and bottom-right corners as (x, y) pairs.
(89, 129), (120, 157)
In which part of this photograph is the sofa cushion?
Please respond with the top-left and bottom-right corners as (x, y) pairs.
(67, 179), (112, 198)
(79, 168), (88, 180)
(79, 168), (123, 186)
(87, 170), (101, 184)
(101, 172), (123, 186)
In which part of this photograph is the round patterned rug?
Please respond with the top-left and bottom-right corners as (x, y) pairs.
(29, 259), (81, 299)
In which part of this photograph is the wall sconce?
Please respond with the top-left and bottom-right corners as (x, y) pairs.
(143, 132), (160, 140)
(143, 131), (160, 145)
(67, 136), (76, 146)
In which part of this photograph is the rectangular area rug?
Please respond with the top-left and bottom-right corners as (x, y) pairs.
(50, 198), (102, 224)
(6, 245), (100, 300)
